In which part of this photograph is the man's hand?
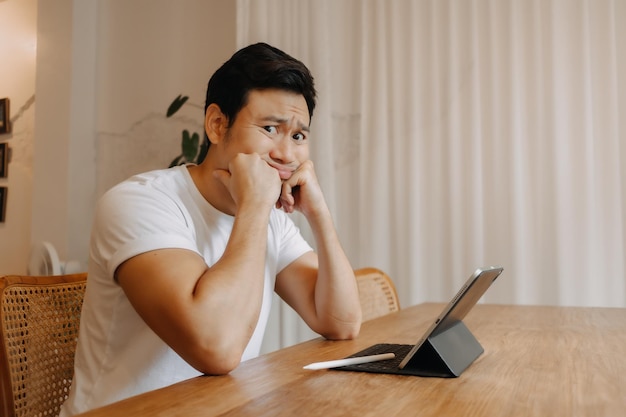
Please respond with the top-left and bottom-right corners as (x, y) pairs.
(276, 160), (326, 217)
(213, 153), (282, 212)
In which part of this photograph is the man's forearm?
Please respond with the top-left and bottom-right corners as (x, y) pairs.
(190, 205), (272, 366)
(308, 208), (362, 339)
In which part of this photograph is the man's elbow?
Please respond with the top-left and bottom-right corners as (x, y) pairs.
(335, 324), (361, 340)
(320, 319), (361, 341)
(186, 341), (244, 375)
(196, 355), (240, 376)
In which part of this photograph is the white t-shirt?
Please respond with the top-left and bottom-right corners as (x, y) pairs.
(60, 166), (312, 416)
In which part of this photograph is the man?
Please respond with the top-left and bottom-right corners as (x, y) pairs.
(59, 43), (362, 416)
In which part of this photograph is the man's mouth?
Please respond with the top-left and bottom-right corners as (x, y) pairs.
(266, 162), (295, 180)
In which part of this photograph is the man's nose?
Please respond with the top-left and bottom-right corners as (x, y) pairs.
(269, 136), (295, 164)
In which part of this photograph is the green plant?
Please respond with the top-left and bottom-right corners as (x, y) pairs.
(166, 95), (208, 167)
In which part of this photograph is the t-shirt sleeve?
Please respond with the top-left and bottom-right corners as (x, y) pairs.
(272, 211), (314, 273)
(90, 182), (199, 280)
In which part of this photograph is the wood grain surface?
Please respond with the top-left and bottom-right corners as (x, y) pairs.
(75, 303), (626, 417)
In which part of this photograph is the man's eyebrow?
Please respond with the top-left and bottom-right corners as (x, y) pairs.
(262, 116), (310, 132)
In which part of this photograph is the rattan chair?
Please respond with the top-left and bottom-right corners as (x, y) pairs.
(354, 267), (400, 321)
(0, 273), (87, 417)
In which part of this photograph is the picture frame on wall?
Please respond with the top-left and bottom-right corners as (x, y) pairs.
(0, 142), (8, 178)
(0, 187), (6, 223)
(0, 98), (10, 134)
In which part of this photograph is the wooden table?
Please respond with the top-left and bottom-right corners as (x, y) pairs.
(76, 303), (626, 417)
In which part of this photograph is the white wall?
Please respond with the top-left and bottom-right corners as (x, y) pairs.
(0, 0), (236, 275)
(0, 0), (37, 275)
(95, 0), (237, 196)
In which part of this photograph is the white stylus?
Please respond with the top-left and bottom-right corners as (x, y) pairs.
(303, 352), (396, 370)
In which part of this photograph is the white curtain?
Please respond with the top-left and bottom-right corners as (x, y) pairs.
(237, 0), (626, 353)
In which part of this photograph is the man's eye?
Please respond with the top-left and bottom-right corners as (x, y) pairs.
(293, 133), (306, 142)
(264, 126), (277, 134)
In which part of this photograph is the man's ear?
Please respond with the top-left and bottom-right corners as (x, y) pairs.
(204, 103), (228, 145)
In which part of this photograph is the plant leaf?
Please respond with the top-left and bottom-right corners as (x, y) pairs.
(169, 154), (185, 168)
(182, 130), (199, 162)
(166, 95), (189, 117)
(197, 137), (209, 164)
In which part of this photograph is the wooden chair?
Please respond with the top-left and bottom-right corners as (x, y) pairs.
(0, 273), (87, 417)
(354, 267), (400, 321)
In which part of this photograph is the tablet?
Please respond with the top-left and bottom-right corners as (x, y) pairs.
(335, 266), (503, 377)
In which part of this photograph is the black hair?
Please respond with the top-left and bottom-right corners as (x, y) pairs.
(205, 42), (317, 128)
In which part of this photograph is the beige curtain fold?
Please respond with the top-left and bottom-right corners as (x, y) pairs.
(237, 0), (626, 353)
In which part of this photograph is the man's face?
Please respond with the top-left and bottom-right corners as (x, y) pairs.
(220, 89), (311, 180)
